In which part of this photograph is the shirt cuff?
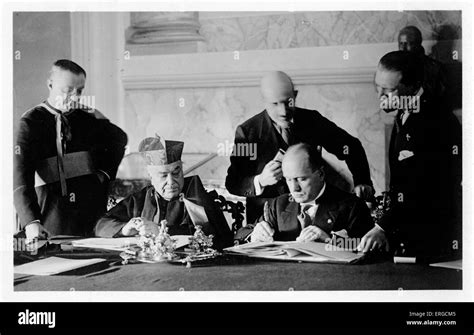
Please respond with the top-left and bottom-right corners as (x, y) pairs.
(253, 175), (265, 196)
(25, 220), (41, 228)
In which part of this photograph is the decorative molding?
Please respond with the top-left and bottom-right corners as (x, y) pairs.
(120, 39), (455, 90)
(121, 42), (398, 90)
(122, 66), (376, 90)
(126, 12), (205, 45)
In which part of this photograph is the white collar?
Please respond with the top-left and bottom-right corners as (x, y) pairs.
(416, 86), (424, 98)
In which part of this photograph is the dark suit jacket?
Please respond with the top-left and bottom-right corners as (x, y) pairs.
(225, 107), (373, 224)
(235, 184), (373, 243)
(421, 55), (447, 106)
(380, 95), (462, 257)
(14, 104), (128, 236)
(94, 175), (233, 250)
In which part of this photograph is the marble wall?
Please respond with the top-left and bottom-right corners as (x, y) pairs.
(13, 12), (72, 129)
(199, 11), (461, 52)
(122, 82), (390, 195)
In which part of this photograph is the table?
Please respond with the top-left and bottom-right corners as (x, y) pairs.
(14, 250), (462, 291)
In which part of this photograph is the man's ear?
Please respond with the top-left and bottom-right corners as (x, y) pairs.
(47, 79), (53, 90)
(293, 90), (298, 98)
(318, 166), (325, 180)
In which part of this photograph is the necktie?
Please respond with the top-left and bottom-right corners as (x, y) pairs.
(280, 124), (293, 145)
(401, 110), (410, 125)
(394, 110), (403, 133)
(297, 204), (314, 230)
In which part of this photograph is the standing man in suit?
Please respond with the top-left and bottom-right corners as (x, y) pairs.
(397, 26), (448, 107)
(225, 71), (374, 224)
(14, 59), (128, 242)
(235, 143), (373, 244)
(370, 51), (462, 258)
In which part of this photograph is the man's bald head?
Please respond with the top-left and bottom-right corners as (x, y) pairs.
(283, 143), (324, 173)
(260, 71), (294, 97)
(260, 71), (297, 128)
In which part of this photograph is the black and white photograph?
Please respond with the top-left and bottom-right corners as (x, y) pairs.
(1, 0), (473, 331)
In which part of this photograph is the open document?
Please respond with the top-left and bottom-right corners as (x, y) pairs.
(14, 257), (106, 276)
(71, 237), (140, 251)
(71, 235), (191, 251)
(224, 241), (363, 264)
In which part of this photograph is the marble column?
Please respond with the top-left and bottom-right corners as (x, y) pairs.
(126, 12), (206, 54)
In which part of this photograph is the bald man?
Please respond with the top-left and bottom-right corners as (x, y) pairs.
(235, 143), (374, 247)
(397, 26), (447, 106)
(225, 71), (374, 224)
(14, 59), (127, 242)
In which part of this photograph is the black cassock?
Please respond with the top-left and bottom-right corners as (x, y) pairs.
(14, 102), (127, 237)
(94, 175), (234, 250)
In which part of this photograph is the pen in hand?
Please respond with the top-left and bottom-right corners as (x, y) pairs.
(245, 201), (271, 243)
(263, 201), (270, 223)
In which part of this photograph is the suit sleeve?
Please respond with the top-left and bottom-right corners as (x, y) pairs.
(93, 117), (128, 181)
(225, 125), (258, 197)
(381, 113), (462, 235)
(315, 113), (373, 188)
(13, 118), (43, 229)
(233, 197), (278, 243)
(344, 198), (373, 238)
(94, 195), (136, 237)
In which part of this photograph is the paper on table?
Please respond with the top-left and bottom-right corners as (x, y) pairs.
(14, 257), (106, 276)
(429, 259), (462, 270)
(393, 256), (416, 264)
(72, 237), (140, 251)
(225, 241), (361, 263)
(172, 235), (192, 249)
(71, 235), (191, 251)
(48, 235), (84, 245)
